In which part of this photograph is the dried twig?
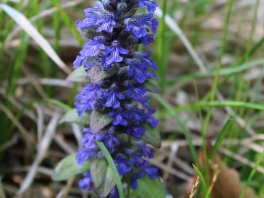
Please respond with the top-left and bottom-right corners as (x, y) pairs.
(17, 113), (60, 195)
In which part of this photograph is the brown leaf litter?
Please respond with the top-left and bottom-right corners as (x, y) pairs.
(185, 143), (258, 198)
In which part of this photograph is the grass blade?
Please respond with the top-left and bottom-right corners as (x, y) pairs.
(192, 164), (208, 194)
(52, 0), (84, 46)
(95, 140), (125, 198)
(173, 101), (264, 112)
(239, 150), (264, 198)
(151, 93), (199, 166)
(0, 4), (70, 74)
(156, 0), (168, 90)
(208, 119), (234, 161)
(167, 59), (264, 84)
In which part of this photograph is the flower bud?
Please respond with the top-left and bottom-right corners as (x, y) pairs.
(117, 1), (127, 12)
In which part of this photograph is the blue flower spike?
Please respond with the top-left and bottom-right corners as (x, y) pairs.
(68, 0), (163, 197)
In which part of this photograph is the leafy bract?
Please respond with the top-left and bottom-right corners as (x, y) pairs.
(60, 108), (90, 126)
(89, 65), (117, 83)
(52, 153), (91, 181)
(134, 176), (165, 198)
(90, 159), (116, 197)
(90, 110), (113, 133)
(144, 79), (162, 94)
(66, 66), (90, 83)
(141, 124), (161, 148)
(95, 140), (125, 198)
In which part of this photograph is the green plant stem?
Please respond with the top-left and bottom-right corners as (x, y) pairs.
(157, 0), (168, 91)
(239, 150), (264, 198)
(202, 0), (233, 142)
(193, 164), (208, 194)
(201, 0), (233, 188)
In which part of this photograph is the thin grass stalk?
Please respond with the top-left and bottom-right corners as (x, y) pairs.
(4, 33), (29, 147)
(236, 0), (261, 179)
(229, 0), (260, 126)
(238, 0), (261, 120)
(201, 0), (233, 188)
(157, 0), (168, 91)
(202, 0), (234, 139)
(193, 81), (204, 141)
(32, 0), (51, 95)
(151, 94), (199, 166)
(52, 0), (83, 46)
(173, 101), (264, 112)
(0, 0), (25, 156)
(193, 164), (208, 194)
(239, 150), (264, 198)
(52, 0), (83, 106)
(166, 59), (264, 84)
(49, 4), (61, 96)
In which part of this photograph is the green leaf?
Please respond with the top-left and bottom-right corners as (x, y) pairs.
(66, 64), (117, 84)
(90, 111), (113, 133)
(91, 159), (116, 197)
(144, 79), (162, 94)
(60, 109), (90, 126)
(66, 66), (90, 83)
(89, 65), (117, 83)
(141, 124), (161, 148)
(52, 153), (91, 181)
(95, 140), (125, 198)
(134, 176), (165, 198)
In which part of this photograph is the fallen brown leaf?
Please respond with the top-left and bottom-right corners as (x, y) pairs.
(185, 142), (258, 198)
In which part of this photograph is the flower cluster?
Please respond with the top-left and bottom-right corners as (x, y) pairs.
(73, 0), (160, 197)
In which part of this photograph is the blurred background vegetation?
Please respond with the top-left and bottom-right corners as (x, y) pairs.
(0, 0), (264, 197)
